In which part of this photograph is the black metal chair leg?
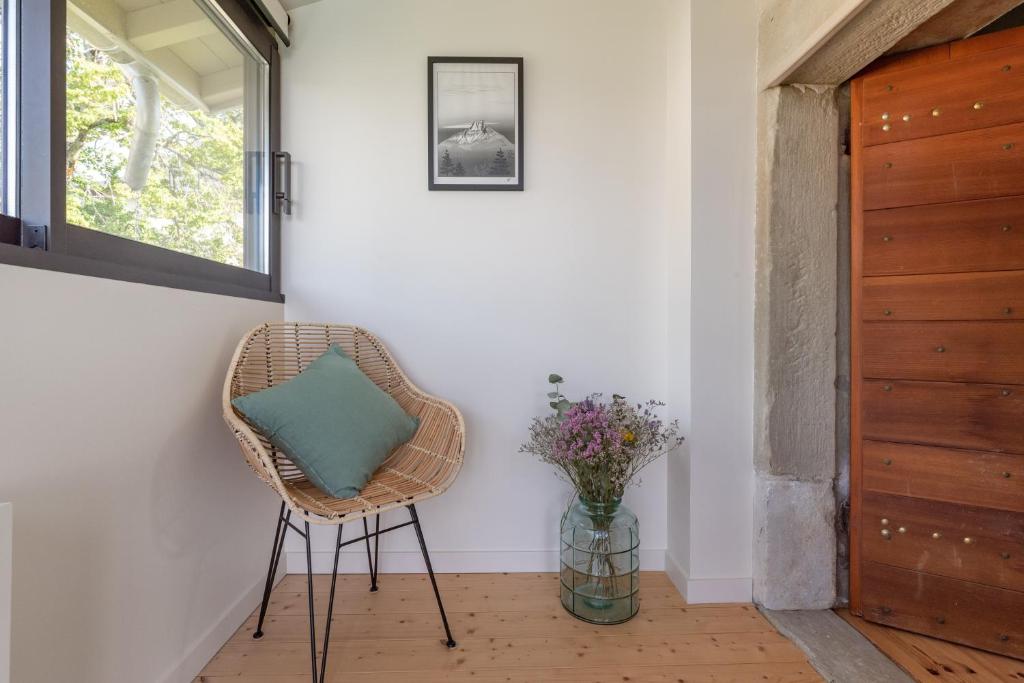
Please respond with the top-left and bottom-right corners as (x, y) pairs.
(319, 524), (343, 683)
(304, 522), (318, 683)
(254, 502), (289, 639)
(372, 514), (380, 588)
(408, 504), (456, 648)
(362, 516), (378, 592)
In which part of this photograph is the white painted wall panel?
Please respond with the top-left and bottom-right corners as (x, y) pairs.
(280, 0), (681, 574)
(675, 0), (758, 602)
(0, 265), (283, 683)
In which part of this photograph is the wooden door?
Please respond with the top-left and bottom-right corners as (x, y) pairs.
(851, 27), (1024, 660)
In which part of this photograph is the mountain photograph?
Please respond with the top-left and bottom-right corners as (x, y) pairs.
(437, 121), (516, 178)
(430, 60), (521, 187)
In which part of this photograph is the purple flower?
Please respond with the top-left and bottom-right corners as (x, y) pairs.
(553, 400), (624, 462)
(520, 378), (685, 504)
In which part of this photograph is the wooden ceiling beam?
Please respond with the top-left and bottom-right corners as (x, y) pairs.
(126, 0), (219, 52)
(67, 0), (248, 112)
(200, 66), (244, 111)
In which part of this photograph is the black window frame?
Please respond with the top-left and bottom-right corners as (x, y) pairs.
(0, 0), (284, 303)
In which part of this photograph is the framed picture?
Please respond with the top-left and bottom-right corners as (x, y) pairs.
(428, 57), (524, 191)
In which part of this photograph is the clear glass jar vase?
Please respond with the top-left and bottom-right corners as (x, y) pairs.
(559, 497), (640, 624)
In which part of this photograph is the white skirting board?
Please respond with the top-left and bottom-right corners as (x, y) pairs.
(665, 551), (752, 604)
(286, 548), (667, 575)
(154, 563), (286, 683)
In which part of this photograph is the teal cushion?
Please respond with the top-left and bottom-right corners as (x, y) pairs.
(231, 346), (420, 499)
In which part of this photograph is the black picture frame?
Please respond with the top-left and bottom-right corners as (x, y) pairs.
(428, 57), (524, 191)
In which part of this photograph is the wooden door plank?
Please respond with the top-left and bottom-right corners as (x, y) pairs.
(953, 25), (1024, 60)
(861, 379), (1024, 454)
(862, 197), (1024, 276)
(862, 42), (1024, 147)
(862, 271), (1024, 321)
(860, 491), (1024, 591)
(861, 321), (1024, 384)
(857, 44), (950, 81)
(840, 610), (983, 682)
(860, 561), (1024, 658)
(850, 72), (866, 614)
(863, 440), (1024, 513)
(838, 608), (1024, 681)
(862, 123), (1024, 210)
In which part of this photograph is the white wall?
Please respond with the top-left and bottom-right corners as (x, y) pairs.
(281, 0), (681, 574)
(0, 265), (282, 683)
(665, 0), (693, 591)
(689, 0), (757, 597)
(0, 503), (10, 683)
(666, 0), (758, 603)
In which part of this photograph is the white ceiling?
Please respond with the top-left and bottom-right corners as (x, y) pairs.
(68, 0), (250, 111)
(279, 0), (321, 9)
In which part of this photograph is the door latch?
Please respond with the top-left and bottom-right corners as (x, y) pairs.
(273, 151), (292, 216)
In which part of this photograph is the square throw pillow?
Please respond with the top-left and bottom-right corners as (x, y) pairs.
(231, 345), (420, 499)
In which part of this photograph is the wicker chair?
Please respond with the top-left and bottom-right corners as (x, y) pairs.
(223, 322), (465, 683)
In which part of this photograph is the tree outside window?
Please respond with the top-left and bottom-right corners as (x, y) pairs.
(66, 32), (245, 267)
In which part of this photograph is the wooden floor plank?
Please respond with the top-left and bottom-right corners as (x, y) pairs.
(276, 571), (674, 594)
(197, 660), (821, 682)
(202, 633), (808, 675)
(232, 605), (775, 642)
(837, 609), (1024, 682)
(263, 584), (687, 616)
(200, 573), (821, 682)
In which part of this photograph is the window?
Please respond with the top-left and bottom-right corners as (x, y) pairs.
(0, 0), (16, 224)
(66, 1), (268, 272)
(0, 0), (284, 302)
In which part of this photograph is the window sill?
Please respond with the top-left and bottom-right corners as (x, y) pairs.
(0, 241), (284, 303)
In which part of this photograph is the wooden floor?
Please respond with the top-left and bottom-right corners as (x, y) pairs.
(837, 609), (1024, 682)
(197, 572), (820, 682)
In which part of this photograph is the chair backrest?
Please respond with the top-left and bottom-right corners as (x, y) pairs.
(229, 322), (401, 397)
(224, 322), (404, 488)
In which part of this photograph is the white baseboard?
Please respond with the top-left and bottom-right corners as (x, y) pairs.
(665, 551), (752, 604)
(664, 549), (687, 597)
(287, 548), (667, 574)
(156, 564), (286, 683)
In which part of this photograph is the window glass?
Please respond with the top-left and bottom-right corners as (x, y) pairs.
(2, 0), (13, 215)
(65, 0), (268, 271)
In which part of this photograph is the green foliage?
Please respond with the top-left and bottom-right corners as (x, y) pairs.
(547, 373), (572, 418)
(65, 33), (245, 267)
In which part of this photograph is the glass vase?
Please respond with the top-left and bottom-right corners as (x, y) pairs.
(559, 497), (640, 624)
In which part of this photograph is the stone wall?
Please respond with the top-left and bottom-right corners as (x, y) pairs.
(753, 85), (839, 609)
